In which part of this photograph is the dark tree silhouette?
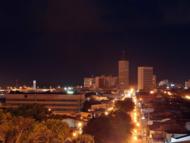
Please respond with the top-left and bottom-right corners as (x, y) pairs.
(115, 98), (134, 113)
(8, 104), (50, 121)
(84, 111), (133, 143)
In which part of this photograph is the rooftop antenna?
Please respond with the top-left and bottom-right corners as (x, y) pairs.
(121, 49), (127, 60)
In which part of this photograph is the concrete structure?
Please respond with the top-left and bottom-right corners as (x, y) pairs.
(95, 76), (105, 89)
(105, 76), (118, 88)
(0, 94), (85, 114)
(95, 76), (118, 89)
(118, 60), (129, 89)
(84, 75), (118, 89)
(138, 67), (154, 92)
(84, 78), (94, 88)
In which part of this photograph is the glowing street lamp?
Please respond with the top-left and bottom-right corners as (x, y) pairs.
(150, 90), (154, 94)
(136, 122), (140, 127)
(79, 128), (83, 135)
(185, 95), (190, 100)
(133, 135), (138, 141)
(107, 107), (114, 112)
(72, 132), (78, 138)
(133, 129), (137, 134)
(104, 111), (109, 116)
(77, 122), (83, 128)
(48, 108), (52, 112)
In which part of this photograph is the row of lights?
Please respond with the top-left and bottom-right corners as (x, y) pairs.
(72, 121), (84, 138)
(132, 96), (141, 142)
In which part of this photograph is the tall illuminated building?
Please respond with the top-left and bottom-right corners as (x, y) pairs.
(138, 67), (154, 92)
(118, 52), (129, 89)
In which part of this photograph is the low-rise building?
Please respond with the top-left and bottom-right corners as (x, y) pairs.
(84, 78), (95, 88)
(166, 132), (190, 143)
(0, 93), (85, 115)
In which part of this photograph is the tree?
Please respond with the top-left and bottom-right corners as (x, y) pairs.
(0, 110), (12, 123)
(110, 111), (133, 142)
(84, 111), (133, 143)
(75, 134), (95, 143)
(27, 122), (53, 143)
(0, 114), (35, 143)
(0, 110), (73, 143)
(27, 119), (72, 143)
(9, 104), (50, 121)
(13, 117), (35, 143)
(45, 119), (71, 142)
(0, 121), (14, 143)
(115, 98), (134, 113)
(0, 111), (15, 143)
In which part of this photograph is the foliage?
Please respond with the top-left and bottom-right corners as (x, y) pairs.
(84, 98), (135, 143)
(84, 111), (133, 143)
(115, 98), (135, 113)
(27, 122), (53, 143)
(8, 104), (50, 121)
(75, 134), (95, 143)
(13, 116), (35, 143)
(0, 105), (95, 143)
(44, 119), (71, 142)
(0, 110), (74, 143)
(0, 114), (35, 143)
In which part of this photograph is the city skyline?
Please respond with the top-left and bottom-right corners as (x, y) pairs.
(1, 1), (190, 143)
(1, 48), (189, 87)
(0, 1), (190, 86)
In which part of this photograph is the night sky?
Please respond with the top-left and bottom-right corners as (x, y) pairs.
(0, 0), (190, 86)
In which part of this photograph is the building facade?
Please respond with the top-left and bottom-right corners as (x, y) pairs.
(0, 94), (85, 115)
(138, 67), (154, 92)
(84, 78), (94, 88)
(84, 75), (118, 89)
(118, 60), (129, 89)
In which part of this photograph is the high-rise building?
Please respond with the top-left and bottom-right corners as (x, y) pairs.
(118, 58), (129, 89)
(138, 67), (154, 92)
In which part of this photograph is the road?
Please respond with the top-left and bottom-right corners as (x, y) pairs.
(130, 96), (149, 143)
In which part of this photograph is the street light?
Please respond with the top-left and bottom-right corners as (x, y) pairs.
(77, 122), (83, 128)
(104, 111), (109, 116)
(72, 132), (78, 138)
(79, 128), (83, 135)
(136, 122), (140, 127)
(133, 129), (137, 134)
(133, 135), (138, 141)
